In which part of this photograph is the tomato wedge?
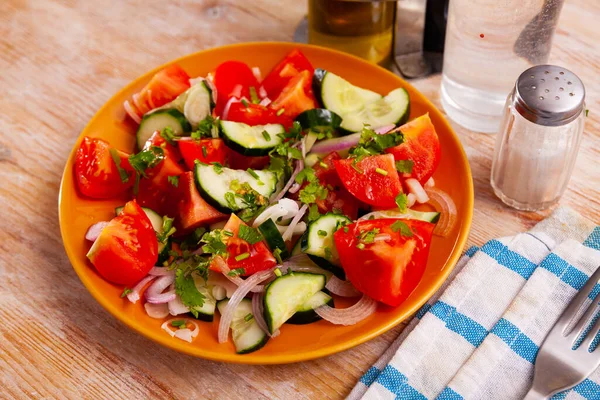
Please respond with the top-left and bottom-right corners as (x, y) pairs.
(225, 102), (293, 128)
(75, 137), (134, 199)
(227, 151), (270, 170)
(178, 138), (227, 170)
(210, 214), (277, 276)
(130, 64), (190, 118)
(334, 154), (403, 208)
(312, 152), (360, 219)
(385, 114), (441, 184)
(87, 200), (158, 286)
(262, 49), (314, 99)
(333, 218), (434, 307)
(167, 172), (227, 233)
(212, 61), (260, 116)
(270, 70), (317, 119)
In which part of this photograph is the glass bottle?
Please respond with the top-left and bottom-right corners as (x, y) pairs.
(491, 65), (586, 211)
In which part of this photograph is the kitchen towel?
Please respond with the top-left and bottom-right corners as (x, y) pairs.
(348, 207), (600, 400)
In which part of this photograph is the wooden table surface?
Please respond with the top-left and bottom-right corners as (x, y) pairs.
(1, 0), (599, 399)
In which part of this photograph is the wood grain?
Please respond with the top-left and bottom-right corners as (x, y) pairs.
(0, 0), (598, 399)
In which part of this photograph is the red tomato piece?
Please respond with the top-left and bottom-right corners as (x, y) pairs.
(270, 70), (317, 119)
(75, 137), (134, 199)
(167, 172), (227, 233)
(225, 102), (293, 128)
(312, 152), (359, 219)
(178, 138), (227, 170)
(212, 61), (260, 116)
(334, 154), (403, 209)
(227, 151), (270, 170)
(385, 114), (441, 184)
(210, 214), (277, 276)
(333, 218), (434, 307)
(87, 200), (158, 286)
(262, 49), (314, 99)
(132, 64), (190, 117)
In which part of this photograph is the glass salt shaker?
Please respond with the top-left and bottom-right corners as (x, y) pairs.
(491, 65), (586, 211)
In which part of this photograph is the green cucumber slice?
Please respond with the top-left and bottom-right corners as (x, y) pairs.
(295, 109), (342, 133)
(287, 290), (333, 325)
(217, 298), (268, 354)
(220, 120), (285, 156)
(257, 219), (290, 260)
(136, 108), (191, 150)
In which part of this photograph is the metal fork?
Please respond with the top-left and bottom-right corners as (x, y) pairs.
(524, 266), (600, 399)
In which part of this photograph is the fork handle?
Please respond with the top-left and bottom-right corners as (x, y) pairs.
(523, 387), (548, 400)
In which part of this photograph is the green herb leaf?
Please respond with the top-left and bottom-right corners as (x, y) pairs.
(241, 98), (249, 108)
(224, 192), (237, 209)
(120, 287), (132, 298)
(307, 204), (321, 223)
(246, 168), (261, 181)
(249, 86), (260, 104)
(235, 252), (250, 262)
(324, 247), (333, 260)
(274, 268), (282, 277)
(395, 160), (414, 174)
(238, 224), (264, 245)
(109, 148), (130, 184)
(273, 248), (283, 264)
(212, 162), (224, 174)
(168, 175), (179, 187)
(201, 145), (208, 158)
(171, 319), (186, 328)
(395, 193), (408, 212)
(160, 126), (176, 145)
(156, 216), (176, 243)
(349, 126), (404, 161)
(317, 230), (328, 237)
(222, 230), (234, 237)
(244, 313), (254, 322)
(191, 115), (218, 139)
(201, 230), (228, 257)
(128, 146), (165, 178)
(299, 180), (328, 205)
(262, 130), (271, 142)
(227, 267), (246, 277)
(276, 108), (285, 116)
(391, 220), (414, 237)
(175, 269), (205, 317)
(357, 228), (380, 245)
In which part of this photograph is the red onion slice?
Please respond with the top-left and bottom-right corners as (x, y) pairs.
(310, 132), (361, 154)
(373, 233), (392, 243)
(251, 67), (262, 83)
(148, 267), (176, 276)
(212, 256), (265, 293)
(145, 274), (176, 304)
(168, 295), (190, 315)
(405, 178), (430, 204)
(126, 275), (156, 304)
(282, 254), (333, 278)
(314, 294), (377, 325)
(218, 268), (276, 343)
(259, 97), (271, 107)
(425, 187), (457, 237)
(231, 84), (243, 98)
(288, 182), (301, 194)
(325, 275), (361, 297)
(251, 292), (274, 337)
(147, 89), (157, 111)
(161, 318), (199, 342)
(272, 159), (304, 203)
(221, 96), (239, 121)
(124, 101), (142, 124)
(85, 221), (109, 242)
(144, 302), (170, 319)
(425, 177), (435, 188)
(253, 198), (299, 228)
(407, 193), (417, 208)
(282, 204), (307, 242)
(258, 85), (268, 98)
(374, 125), (395, 135)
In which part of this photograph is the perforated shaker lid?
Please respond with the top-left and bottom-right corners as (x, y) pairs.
(515, 65), (585, 126)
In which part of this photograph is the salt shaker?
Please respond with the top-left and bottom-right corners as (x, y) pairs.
(491, 65), (586, 211)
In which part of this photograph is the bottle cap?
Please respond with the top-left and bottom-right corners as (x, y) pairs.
(515, 65), (585, 126)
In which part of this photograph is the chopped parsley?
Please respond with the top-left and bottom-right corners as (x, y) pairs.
(317, 230), (328, 237)
(224, 192), (237, 209)
(241, 98), (249, 107)
(375, 168), (388, 176)
(160, 126), (176, 145)
(295, 167), (317, 185)
(249, 86), (260, 104)
(128, 146), (164, 178)
(168, 175), (179, 187)
(307, 204), (321, 223)
(201, 230), (228, 257)
(276, 108), (285, 116)
(229, 180), (269, 222)
(157, 216), (176, 243)
(120, 287), (132, 298)
(109, 148), (130, 184)
(349, 126), (404, 161)
(244, 313), (254, 322)
(391, 220), (414, 237)
(274, 268), (282, 277)
(299, 181), (328, 204)
(246, 168), (262, 185)
(171, 320), (186, 328)
(356, 243), (365, 250)
(262, 130), (271, 142)
(238, 224), (264, 244)
(357, 228), (380, 245)
(585, 109), (589, 117)
(175, 268), (206, 318)
(191, 116), (218, 139)
(395, 193), (408, 212)
(212, 162), (224, 174)
(235, 252), (250, 262)
(323, 247), (333, 260)
(222, 230), (234, 237)
(201, 145), (208, 158)
(319, 161), (328, 169)
(395, 160), (414, 174)
(227, 267), (246, 277)
(273, 248), (283, 264)
(343, 226), (349, 233)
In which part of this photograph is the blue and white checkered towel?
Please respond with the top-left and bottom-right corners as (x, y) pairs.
(348, 207), (600, 400)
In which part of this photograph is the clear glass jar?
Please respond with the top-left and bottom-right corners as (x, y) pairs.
(491, 65), (586, 211)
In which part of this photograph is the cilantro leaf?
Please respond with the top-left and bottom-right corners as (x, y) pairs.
(238, 224), (264, 244)
(357, 228), (380, 245)
(395, 160), (414, 174)
(391, 220), (414, 237)
(201, 230), (228, 257)
(249, 87), (260, 104)
(156, 216), (176, 243)
(175, 269), (205, 318)
(160, 126), (176, 145)
(168, 175), (179, 187)
(299, 180), (328, 204)
(191, 116), (218, 139)
(395, 193), (408, 212)
(120, 287), (132, 298)
(128, 146), (165, 178)
(212, 162), (224, 174)
(307, 204), (321, 223)
(349, 126), (404, 161)
(227, 267), (246, 277)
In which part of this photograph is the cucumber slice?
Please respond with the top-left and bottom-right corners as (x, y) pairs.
(136, 109), (191, 150)
(287, 290), (333, 325)
(220, 120), (285, 156)
(301, 213), (350, 266)
(115, 206), (170, 265)
(263, 272), (326, 333)
(194, 163), (277, 212)
(217, 298), (268, 354)
(406, 209), (440, 223)
(313, 69), (410, 133)
(258, 219), (290, 260)
(183, 81), (214, 129)
(290, 238), (303, 256)
(189, 272), (217, 322)
(295, 109), (342, 133)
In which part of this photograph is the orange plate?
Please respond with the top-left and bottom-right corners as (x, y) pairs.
(59, 42), (473, 364)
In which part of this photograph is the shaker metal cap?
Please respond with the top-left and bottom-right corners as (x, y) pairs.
(515, 65), (585, 126)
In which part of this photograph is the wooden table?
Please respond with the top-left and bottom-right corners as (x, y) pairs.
(1, 0), (598, 398)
